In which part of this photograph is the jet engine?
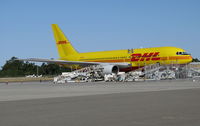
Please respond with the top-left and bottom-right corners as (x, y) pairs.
(102, 65), (119, 74)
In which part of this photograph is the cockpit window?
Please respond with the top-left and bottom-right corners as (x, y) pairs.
(182, 52), (190, 55)
(176, 52), (190, 55)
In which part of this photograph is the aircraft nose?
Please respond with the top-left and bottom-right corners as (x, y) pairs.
(188, 55), (193, 63)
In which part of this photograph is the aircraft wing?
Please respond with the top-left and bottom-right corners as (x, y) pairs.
(17, 58), (131, 67)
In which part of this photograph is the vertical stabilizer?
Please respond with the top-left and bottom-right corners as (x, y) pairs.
(52, 24), (78, 58)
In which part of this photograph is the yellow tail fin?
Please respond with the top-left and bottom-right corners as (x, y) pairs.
(52, 24), (78, 58)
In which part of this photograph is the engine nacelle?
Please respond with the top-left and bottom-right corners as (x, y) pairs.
(102, 65), (119, 74)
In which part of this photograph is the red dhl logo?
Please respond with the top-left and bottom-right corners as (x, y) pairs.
(131, 52), (160, 61)
(57, 41), (68, 44)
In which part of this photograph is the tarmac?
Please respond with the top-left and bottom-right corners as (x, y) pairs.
(0, 79), (200, 126)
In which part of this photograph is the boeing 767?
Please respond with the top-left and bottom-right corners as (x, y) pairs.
(18, 24), (192, 74)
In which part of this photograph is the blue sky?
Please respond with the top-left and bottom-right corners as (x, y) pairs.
(1, 0), (200, 67)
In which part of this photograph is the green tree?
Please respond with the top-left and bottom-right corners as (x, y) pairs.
(40, 63), (71, 76)
(0, 57), (37, 77)
(192, 58), (200, 62)
(0, 57), (72, 77)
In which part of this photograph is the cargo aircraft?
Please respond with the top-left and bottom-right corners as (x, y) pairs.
(19, 24), (193, 74)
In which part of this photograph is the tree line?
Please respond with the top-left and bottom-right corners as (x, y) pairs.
(0, 57), (71, 77)
(192, 58), (200, 62)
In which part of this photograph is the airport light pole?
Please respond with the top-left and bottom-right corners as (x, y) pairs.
(37, 65), (39, 77)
